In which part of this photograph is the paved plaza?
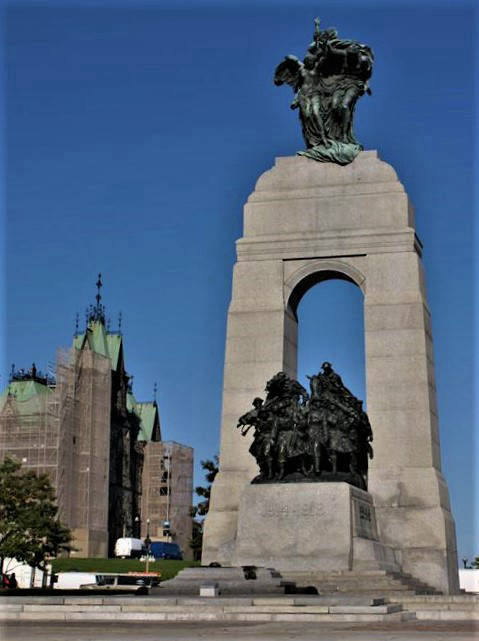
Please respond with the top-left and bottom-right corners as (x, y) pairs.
(2, 620), (478, 641)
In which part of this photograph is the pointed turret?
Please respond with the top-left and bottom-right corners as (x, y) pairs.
(87, 272), (106, 325)
(73, 273), (124, 372)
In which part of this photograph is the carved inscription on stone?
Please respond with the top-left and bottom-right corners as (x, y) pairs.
(359, 503), (372, 522)
(260, 502), (326, 519)
(353, 498), (378, 540)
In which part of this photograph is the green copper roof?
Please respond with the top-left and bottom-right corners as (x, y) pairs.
(127, 393), (160, 442)
(73, 321), (122, 371)
(0, 380), (52, 414)
(106, 334), (122, 371)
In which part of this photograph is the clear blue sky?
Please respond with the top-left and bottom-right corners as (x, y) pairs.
(1, 1), (477, 560)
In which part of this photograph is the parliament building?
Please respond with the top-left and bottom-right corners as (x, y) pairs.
(0, 276), (193, 558)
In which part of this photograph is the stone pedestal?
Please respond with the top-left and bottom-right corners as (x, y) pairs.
(202, 151), (459, 593)
(234, 483), (398, 573)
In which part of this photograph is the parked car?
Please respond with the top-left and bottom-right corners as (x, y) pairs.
(114, 537), (145, 558)
(149, 541), (183, 560)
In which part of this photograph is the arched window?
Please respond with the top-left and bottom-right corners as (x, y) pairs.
(296, 278), (366, 405)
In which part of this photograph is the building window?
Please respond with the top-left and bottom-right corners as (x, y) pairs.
(159, 486), (170, 496)
(160, 471), (169, 483)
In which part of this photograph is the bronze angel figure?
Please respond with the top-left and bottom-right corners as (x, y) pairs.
(274, 18), (374, 165)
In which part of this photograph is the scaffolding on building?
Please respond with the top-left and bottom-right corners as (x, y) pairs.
(68, 344), (111, 556)
(0, 310), (193, 560)
(0, 345), (113, 558)
(0, 367), (60, 495)
(54, 347), (75, 527)
(141, 440), (193, 557)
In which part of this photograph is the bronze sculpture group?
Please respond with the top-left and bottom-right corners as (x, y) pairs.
(237, 363), (373, 490)
(274, 18), (374, 165)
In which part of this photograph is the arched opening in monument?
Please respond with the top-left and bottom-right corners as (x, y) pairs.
(292, 274), (366, 408)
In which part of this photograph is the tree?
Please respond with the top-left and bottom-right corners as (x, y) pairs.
(194, 456), (219, 517)
(189, 456), (219, 560)
(190, 519), (203, 562)
(0, 456), (74, 574)
(472, 557), (479, 569)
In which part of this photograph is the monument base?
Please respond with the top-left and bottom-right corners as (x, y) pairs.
(233, 482), (398, 573)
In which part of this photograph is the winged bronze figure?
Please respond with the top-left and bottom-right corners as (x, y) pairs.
(274, 18), (374, 165)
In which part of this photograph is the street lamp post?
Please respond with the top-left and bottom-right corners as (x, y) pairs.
(163, 520), (171, 542)
(145, 518), (151, 573)
(134, 515), (140, 538)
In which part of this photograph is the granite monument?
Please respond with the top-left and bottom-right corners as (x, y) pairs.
(202, 18), (459, 594)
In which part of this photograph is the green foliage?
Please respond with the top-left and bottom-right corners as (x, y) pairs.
(51, 557), (199, 581)
(472, 557), (479, 569)
(193, 456), (219, 517)
(0, 456), (74, 571)
(190, 519), (203, 561)
(189, 456), (219, 559)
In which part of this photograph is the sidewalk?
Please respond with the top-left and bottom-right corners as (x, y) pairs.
(2, 620), (478, 641)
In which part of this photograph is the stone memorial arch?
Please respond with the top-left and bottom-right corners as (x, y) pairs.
(203, 152), (458, 593)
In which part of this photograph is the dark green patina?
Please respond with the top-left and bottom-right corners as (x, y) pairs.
(274, 18), (374, 165)
(237, 364), (373, 491)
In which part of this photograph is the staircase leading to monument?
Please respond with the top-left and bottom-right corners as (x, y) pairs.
(2, 568), (475, 624)
(158, 566), (441, 598)
(155, 566), (293, 596)
(3, 591), (477, 624)
(281, 569), (442, 597)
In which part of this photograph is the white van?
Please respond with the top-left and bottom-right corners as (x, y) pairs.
(55, 572), (99, 590)
(114, 537), (144, 558)
(54, 571), (158, 592)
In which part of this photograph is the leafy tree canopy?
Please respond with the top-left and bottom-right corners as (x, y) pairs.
(194, 456), (219, 517)
(0, 456), (74, 572)
(189, 455), (219, 559)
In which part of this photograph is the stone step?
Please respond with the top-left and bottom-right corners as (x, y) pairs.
(285, 569), (430, 580)
(281, 569), (441, 596)
(156, 584), (288, 596)
(162, 566), (442, 598)
(158, 566), (290, 597)
(287, 579), (424, 591)
(399, 594), (479, 606)
(316, 580), (435, 592)
(321, 590), (420, 599)
(5, 592), (475, 623)
(169, 567), (280, 581)
(0, 594), (388, 607)
(0, 610), (417, 623)
(296, 576), (415, 586)
(284, 570), (425, 580)
(403, 602), (479, 611)
(395, 594), (479, 620)
(254, 595), (387, 606)
(0, 598), (414, 623)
